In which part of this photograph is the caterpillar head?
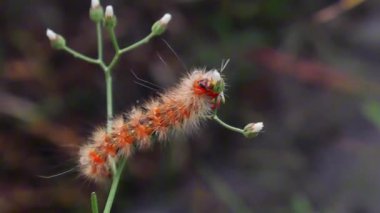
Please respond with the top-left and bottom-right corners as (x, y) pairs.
(193, 69), (225, 108)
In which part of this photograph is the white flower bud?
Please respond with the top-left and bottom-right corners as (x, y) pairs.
(91, 0), (100, 8)
(46, 28), (66, 49)
(151, 13), (172, 35)
(243, 122), (264, 138)
(89, 0), (104, 22)
(251, 122), (264, 132)
(159, 13), (172, 25)
(46, 28), (57, 41)
(206, 69), (222, 81)
(105, 5), (114, 18)
(104, 5), (117, 28)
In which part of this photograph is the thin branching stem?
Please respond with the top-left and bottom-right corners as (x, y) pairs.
(97, 23), (103, 61)
(212, 115), (244, 134)
(107, 54), (120, 74)
(108, 28), (120, 52)
(108, 30), (155, 70)
(49, 8), (262, 213)
(103, 158), (127, 213)
(55, 10), (165, 213)
(119, 32), (155, 54)
(105, 71), (113, 132)
(102, 30), (158, 213)
(62, 46), (99, 64)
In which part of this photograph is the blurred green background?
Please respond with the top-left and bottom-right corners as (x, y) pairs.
(1, 0), (380, 212)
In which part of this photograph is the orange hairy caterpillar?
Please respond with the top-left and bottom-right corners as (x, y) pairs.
(79, 69), (225, 182)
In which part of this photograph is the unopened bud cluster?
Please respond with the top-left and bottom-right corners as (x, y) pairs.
(46, 1), (172, 53)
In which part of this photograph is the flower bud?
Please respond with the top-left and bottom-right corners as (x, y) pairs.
(104, 5), (117, 28)
(89, 0), (104, 22)
(91, 0), (99, 8)
(105, 5), (114, 17)
(243, 122), (263, 138)
(151, 13), (172, 36)
(46, 29), (66, 49)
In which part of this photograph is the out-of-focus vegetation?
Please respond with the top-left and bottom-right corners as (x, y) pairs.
(1, 0), (380, 212)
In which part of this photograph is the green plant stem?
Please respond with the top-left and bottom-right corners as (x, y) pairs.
(59, 23), (158, 213)
(62, 46), (99, 64)
(105, 71), (113, 132)
(212, 115), (244, 134)
(91, 192), (99, 213)
(101, 31), (158, 213)
(119, 32), (155, 54)
(107, 53), (120, 74)
(97, 23), (103, 61)
(107, 32), (156, 72)
(103, 159), (127, 213)
(108, 28), (120, 52)
(108, 157), (117, 176)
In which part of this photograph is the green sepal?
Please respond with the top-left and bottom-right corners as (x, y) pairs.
(104, 16), (117, 29)
(151, 21), (166, 36)
(90, 6), (104, 22)
(50, 35), (66, 50)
